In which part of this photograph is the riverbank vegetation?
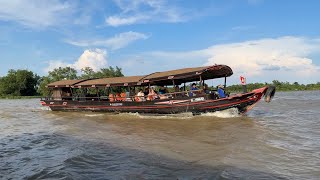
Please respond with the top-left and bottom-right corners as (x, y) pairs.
(226, 80), (320, 92)
(0, 67), (319, 98)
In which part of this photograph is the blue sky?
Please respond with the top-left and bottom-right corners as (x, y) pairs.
(1, 0), (320, 84)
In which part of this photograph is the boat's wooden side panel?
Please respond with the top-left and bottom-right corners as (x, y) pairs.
(41, 91), (263, 114)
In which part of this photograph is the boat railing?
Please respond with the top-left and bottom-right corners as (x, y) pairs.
(41, 89), (211, 102)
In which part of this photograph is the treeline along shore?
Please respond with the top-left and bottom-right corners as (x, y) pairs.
(0, 67), (320, 98)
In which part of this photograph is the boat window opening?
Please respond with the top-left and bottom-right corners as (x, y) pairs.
(95, 87), (100, 101)
(79, 88), (86, 101)
(52, 88), (62, 100)
(61, 87), (72, 100)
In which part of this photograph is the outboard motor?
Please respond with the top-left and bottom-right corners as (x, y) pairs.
(264, 86), (276, 103)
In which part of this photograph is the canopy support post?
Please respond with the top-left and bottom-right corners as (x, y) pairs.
(199, 75), (203, 89)
(96, 87), (99, 101)
(172, 80), (176, 97)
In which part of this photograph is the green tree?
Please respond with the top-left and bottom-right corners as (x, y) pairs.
(0, 69), (40, 96)
(95, 66), (124, 78)
(80, 67), (96, 79)
(48, 67), (78, 81)
(37, 76), (51, 96)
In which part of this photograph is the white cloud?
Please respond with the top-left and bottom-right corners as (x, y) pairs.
(205, 36), (320, 79)
(118, 36), (320, 84)
(106, 0), (187, 26)
(45, 49), (108, 72)
(106, 15), (149, 27)
(65, 31), (148, 50)
(0, 0), (72, 28)
(74, 49), (107, 71)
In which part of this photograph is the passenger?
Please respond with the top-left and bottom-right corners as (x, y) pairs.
(125, 88), (130, 98)
(120, 92), (126, 101)
(158, 86), (166, 94)
(109, 93), (115, 102)
(115, 93), (121, 101)
(147, 87), (157, 101)
(174, 85), (182, 97)
(217, 85), (226, 98)
(204, 84), (210, 94)
(189, 83), (198, 97)
(174, 85), (180, 92)
(135, 89), (145, 102)
(144, 87), (149, 96)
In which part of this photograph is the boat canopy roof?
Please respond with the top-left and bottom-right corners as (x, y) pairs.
(46, 79), (87, 88)
(142, 65), (232, 85)
(47, 65), (233, 88)
(75, 76), (144, 88)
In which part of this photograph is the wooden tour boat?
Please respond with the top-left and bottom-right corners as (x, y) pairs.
(40, 65), (275, 115)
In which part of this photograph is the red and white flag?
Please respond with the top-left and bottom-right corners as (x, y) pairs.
(240, 76), (246, 85)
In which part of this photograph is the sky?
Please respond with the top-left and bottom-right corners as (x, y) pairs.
(0, 0), (320, 85)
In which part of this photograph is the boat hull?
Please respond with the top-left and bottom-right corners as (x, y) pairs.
(41, 87), (269, 115)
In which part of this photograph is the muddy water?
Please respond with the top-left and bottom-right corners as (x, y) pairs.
(0, 91), (319, 179)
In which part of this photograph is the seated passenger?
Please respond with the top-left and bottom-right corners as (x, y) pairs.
(115, 93), (121, 101)
(135, 89), (145, 102)
(109, 93), (115, 102)
(204, 84), (210, 94)
(189, 83), (198, 97)
(147, 87), (157, 101)
(158, 86), (166, 94)
(144, 87), (149, 96)
(174, 85), (180, 92)
(120, 92), (127, 101)
(217, 85), (226, 98)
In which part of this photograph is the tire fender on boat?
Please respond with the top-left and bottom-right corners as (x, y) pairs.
(264, 85), (276, 103)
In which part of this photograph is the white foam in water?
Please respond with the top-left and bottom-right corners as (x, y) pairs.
(84, 114), (105, 117)
(117, 110), (240, 119)
(32, 106), (51, 111)
(139, 112), (194, 119)
(117, 112), (194, 119)
(200, 108), (240, 118)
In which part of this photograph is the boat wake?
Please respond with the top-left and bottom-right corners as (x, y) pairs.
(200, 108), (240, 118)
(113, 109), (240, 119)
(116, 112), (194, 119)
(84, 114), (105, 117)
(31, 106), (51, 112)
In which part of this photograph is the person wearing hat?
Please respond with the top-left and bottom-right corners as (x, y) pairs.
(217, 85), (226, 98)
(189, 83), (198, 97)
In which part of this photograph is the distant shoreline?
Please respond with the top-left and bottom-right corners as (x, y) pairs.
(0, 96), (42, 99)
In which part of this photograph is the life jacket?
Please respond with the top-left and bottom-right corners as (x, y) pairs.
(135, 96), (140, 102)
(120, 92), (126, 101)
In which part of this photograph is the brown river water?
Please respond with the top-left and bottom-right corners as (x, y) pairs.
(0, 91), (319, 179)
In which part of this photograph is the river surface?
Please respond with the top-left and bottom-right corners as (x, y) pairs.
(0, 91), (319, 179)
